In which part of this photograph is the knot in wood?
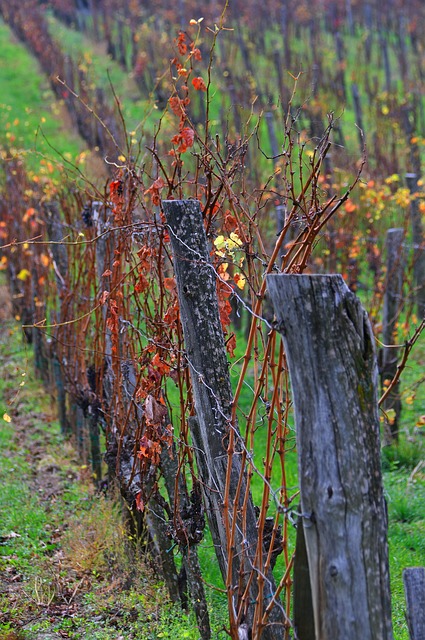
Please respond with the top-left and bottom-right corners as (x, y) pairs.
(329, 564), (339, 578)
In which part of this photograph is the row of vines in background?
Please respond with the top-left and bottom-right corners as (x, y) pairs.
(44, 0), (425, 170)
(0, 4), (424, 639)
(1, 0), (424, 309)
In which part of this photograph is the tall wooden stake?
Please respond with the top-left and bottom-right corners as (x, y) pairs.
(267, 274), (393, 640)
(164, 200), (284, 639)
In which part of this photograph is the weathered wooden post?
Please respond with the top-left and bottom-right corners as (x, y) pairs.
(43, 201), (71, 436)
(405, 174), (425, 320)
(163, 200), (284, 639)
(264, 111), (286, 235)
(351, 83), (365, 152)
(267, 274), (393, 640)
(381, 228), (404, 444)
(403, 567), (425, 640)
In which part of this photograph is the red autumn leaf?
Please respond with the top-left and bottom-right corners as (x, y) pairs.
(224, 211), (238, 232)
(192, 76), (207, 91)
(171, 127), (195, 153)
(151, 352), (171, 376)
(163, 301), (179, 327)
(181, 127), (195, 147)
(137, 435), (162, 465)
(190, 44), (202, 61)
(144, 176), (164, 206)
(163, 277), (176, 291)
(109, 180), (123, 197)
(102, 269), (112, 277)
(169, 96), (183, 116)
(175, 31), (187, 55)
(345, 199), (357, 213)
(135, 274), (149, 293)
(135, 491), (145, 512)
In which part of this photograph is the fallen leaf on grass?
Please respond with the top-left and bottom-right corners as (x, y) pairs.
(0, 531), (21, 543)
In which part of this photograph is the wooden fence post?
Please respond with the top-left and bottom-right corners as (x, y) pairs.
(381, 228), (404, 444)
(405, 173), (425, 320)
(43, 201), (71, 436)
(163, 200), (284, 639)
(267, 274), (393, 640)
(351, 83), (365, 153)
(403, 567), (425, 640)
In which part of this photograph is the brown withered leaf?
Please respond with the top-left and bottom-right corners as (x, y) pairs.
(144, 395), (167, 426)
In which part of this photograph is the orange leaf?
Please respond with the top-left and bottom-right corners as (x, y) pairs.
(163, 277), (176, 291)
(171, 127), (195, 153)
(40, 253), (50, 268)
(192, 76), (207, 91)
(135, 492), (145, 512)
(345, 200), (357, 213)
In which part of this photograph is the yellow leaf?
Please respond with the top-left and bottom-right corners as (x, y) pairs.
(118, 154), (126, 162)
(384, 173), (399, 184)
(234, 273), (246, 290)
(17, 269), (31, 281)
(3, 413), (11, 423)
(405, 396), (415, 405)
(214, 235), (226, 251)
(229, 232), (243, 247)
(385, 408), (396, 424)
(416, 415), (425, 426)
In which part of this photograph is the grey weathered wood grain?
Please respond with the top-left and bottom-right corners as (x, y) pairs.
(43, 201), (70, 435)
(406, 174), (425, 320)
(267, 274), (393, 640)
(403, 567), (425, 640)
(164, 200), (284, 639)
(381, 228), (404, 443)
(293, 511), (315, 640)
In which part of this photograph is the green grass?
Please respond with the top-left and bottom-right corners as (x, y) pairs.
(386, 469), (425, 640)
(0, 305), (228, 638)
(0, 19), (84, 173)
(2, 306), (423, 638)
(45, 13), (166, 140)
